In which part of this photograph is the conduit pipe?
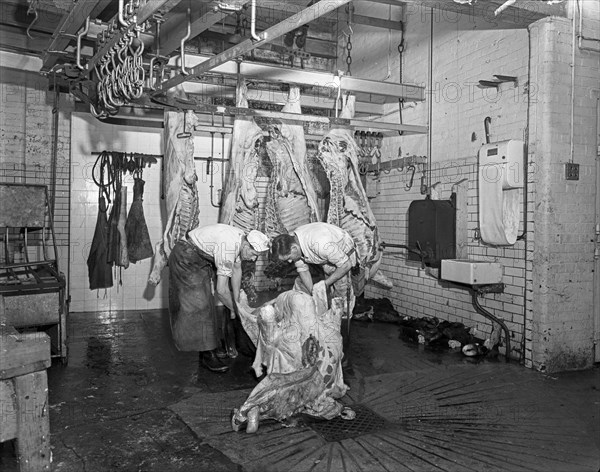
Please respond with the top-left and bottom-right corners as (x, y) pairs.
(118, 0), (127, 27)
(180, 9), (192, 76)
(494, 0), (516, 17)
(471, 289), (511, 362)
(250, 0), (264, 41)
(76, 17), (90, 70)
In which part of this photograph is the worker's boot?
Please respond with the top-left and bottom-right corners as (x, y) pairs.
(200, 350), (229, 373)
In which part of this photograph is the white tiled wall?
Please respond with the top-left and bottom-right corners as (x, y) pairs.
(69, 113), (227, 312)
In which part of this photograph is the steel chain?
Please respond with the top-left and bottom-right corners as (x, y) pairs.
(345, 36), (353, 76)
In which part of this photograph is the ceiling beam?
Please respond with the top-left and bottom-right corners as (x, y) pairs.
(0, 24), (52, 56)
(157, 0), (355, 92)
(159, 1), (252, 56)
(366, 0), (566, 27)
(150, 93), (426, 134)
(40, 0), (109, 72)
(181, 81), (385, 115)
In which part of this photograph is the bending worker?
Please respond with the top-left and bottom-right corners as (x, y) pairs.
(168, 223), (270, 373)
(270, 221), (357, 300)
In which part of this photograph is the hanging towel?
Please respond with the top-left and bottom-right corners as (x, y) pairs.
(126, 178), (154, 263)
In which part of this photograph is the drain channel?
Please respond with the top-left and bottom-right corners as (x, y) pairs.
(305, 404), (388, 442)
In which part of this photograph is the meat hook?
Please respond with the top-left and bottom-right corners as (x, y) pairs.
(26, 1), (39, 40)
(176, 111), (192, 139)
(484, 116), (492, 144)
(405, 164), (416, 190)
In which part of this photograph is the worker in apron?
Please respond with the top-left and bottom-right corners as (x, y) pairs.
(270, 222), (358, 368)
(168, 224), (270, 373)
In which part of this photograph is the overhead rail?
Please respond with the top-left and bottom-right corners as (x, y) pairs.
(156, 0), (354, 92)
(171, 54), (425, 102)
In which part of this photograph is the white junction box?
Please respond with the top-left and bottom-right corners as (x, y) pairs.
(441, 259), (503, 285)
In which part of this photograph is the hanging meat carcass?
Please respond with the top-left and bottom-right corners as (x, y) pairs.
(219, 78), (264, 233)
(316, 95), (392, 294)
(148, 109), (200, 286)
(264, 86), (320, 237)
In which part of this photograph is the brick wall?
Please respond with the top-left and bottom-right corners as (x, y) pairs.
(528, 17), (599, 372)
(0, 67), (73, 272)
(346, 4), (599, 370)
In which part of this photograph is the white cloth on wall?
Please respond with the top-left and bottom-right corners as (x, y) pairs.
(479, 170), (521, 246)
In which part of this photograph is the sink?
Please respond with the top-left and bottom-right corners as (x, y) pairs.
(441, 259), (503, 285)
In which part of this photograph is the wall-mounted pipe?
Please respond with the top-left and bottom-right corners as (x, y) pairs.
(471, 289), (511, 362)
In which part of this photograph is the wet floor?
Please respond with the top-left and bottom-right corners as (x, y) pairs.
(1, 308), (599, 471)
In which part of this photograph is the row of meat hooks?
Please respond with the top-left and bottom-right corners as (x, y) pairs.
(89, 0), (149, 119)
(354, 130), (384, 161)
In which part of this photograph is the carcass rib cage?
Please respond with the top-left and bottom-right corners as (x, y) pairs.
(149, 110), (200, 286)
(317, 96), (392, 292)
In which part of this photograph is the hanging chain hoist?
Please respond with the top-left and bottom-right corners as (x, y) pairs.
(345, 3), (354, 76)
(345, 35), (353, 76)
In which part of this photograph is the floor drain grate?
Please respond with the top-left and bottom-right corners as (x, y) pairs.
(306, 404), (387, 442)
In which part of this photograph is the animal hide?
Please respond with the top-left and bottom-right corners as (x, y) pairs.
(149, 109), (200, 286)
(316, 95), (392, 293)
(219, 78), (264, 233)
(264, 86), (320, 237)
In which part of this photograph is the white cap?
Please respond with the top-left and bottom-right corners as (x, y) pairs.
(247, 230), (270, 252)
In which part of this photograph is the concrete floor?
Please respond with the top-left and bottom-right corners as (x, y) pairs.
(1, 308), (599, 471)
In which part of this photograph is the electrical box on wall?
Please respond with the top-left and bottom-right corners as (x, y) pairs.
(407, 198), (456, 268)
(565, 162), (579, 181)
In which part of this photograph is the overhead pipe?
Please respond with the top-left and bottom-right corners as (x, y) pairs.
(76, 17), (90, 70)
(118, 0), (128, 27)
(148, 17), (163, 90)
(157, 0), (353, 92)
(180, 8), (192, 76)
(250, 0), (265, 41)
(494, 0), (516, 17)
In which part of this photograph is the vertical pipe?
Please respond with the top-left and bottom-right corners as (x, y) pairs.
(427, 9), (433, 191)
(50, 81), (60, 217)
(569, 1), (577, 163)
(250, 0), (263, 41)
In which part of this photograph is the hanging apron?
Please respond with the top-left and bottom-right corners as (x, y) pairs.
(168, 240), (218, 351)
(87, 196), (113, 290)
(125, 178), (154, 263)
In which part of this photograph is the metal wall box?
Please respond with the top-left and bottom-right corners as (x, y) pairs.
(441, 259), (503, 285)
(407, 199), (456, 268)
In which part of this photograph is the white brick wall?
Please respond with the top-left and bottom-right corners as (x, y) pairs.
(347, 7), (599, 371)
(528, 17), (599, 372)
(0, 68), (72, 273)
